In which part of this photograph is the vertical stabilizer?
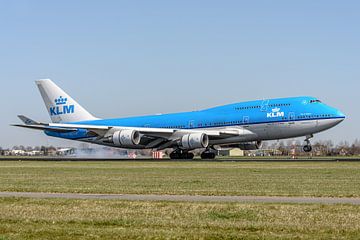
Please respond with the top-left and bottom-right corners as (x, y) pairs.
(36, 79), (97, 123)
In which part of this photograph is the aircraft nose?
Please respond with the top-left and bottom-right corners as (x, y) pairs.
(334, 117), (345, 125)
(336, 109), (346, 119)
(331, 108), (346, 126)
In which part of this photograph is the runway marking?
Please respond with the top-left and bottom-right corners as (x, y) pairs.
(0, 192), (360, 205)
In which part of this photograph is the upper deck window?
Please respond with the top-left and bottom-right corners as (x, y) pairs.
(235, 105), (261, 111)
(268, 103), (291, 107)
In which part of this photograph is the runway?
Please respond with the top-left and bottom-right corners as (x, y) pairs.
(1, 192), (360, 205)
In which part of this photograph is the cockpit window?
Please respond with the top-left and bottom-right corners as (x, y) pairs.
(310, 99), (322, 103)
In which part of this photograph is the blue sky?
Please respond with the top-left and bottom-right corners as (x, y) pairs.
(0, 0), (359, 148)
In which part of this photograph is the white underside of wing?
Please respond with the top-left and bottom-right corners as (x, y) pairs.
(47, 123), (257, 139)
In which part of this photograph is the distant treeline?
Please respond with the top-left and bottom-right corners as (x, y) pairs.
(5, 145), (57, 151)
(262, 139), (360, 156)
(1, 139), (360, 156)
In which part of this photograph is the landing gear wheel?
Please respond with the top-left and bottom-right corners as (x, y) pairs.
(185, 152), (194, 159)
(201, 151), (216, 159)
(303, 134), (314, 153)
(169, 150), (194, 160)
(169, 151), (180, 159)
(303, 145), (312, 152)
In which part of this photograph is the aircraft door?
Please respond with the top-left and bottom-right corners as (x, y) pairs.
(261, 99), (269, 112)
(188, 120), (195, 129)
(289, 112), (296, 121)
(243, 116), (250, 125)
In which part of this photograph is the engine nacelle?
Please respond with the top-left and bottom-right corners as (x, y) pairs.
(181, 133), (209, 149)
(237, 141), (262, 150)
(112, 130), (141, 146)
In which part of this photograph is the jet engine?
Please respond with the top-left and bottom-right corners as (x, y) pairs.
(111, 130), (141, 146)
(237, 141), (262, 150)
(181, 133), (209, 149)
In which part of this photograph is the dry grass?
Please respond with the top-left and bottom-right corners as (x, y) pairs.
(0, 197), (359, 239)
(0, 161), (360, 197)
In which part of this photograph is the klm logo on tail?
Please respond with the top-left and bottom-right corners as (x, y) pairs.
(50, 96), (75, 116)
(267, 107), (284, 118)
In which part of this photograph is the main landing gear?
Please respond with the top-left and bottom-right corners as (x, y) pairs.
(303, 134), (313, 152)
(169, 149), (194, 159)
(200, 149), (216, 159)
(169, 149), (217, 160)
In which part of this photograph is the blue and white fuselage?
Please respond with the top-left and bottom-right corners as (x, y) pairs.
(14, 80), (345, 159)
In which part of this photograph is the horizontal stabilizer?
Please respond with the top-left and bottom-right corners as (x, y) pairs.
(17, 115), (41, 125)
(12, 124), (78, 133)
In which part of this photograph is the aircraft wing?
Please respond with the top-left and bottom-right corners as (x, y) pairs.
(13, 120), (257, 149)
(48, 123), (253, 138)
(13, 121), (255, 137)
(49, 123), (175, 138)
(12, 122), (176, 138)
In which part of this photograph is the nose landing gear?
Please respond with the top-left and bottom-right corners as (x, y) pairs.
(303, 134), (313, 152)
(303, 144), (312, 152)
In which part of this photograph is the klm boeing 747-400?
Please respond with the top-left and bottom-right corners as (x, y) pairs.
(13, 79), (345, 159)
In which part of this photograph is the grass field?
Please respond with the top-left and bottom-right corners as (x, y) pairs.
(1, 160), (360, 239)
(0, 161), (360, 197)
(0, 197), (360, 240)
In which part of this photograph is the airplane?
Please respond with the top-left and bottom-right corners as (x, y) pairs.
(13, 79), (346, 159)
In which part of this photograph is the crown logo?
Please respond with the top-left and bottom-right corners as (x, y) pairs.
(272, 107), (280, 112)
(54, 96), (68, 105)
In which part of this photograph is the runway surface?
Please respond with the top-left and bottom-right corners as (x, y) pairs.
(1, 192), (360, 205)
